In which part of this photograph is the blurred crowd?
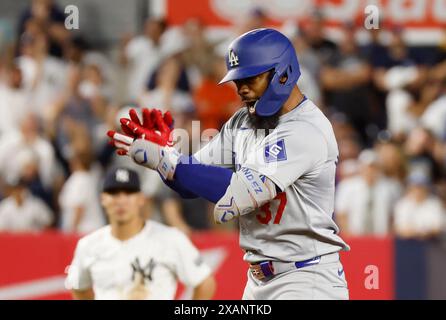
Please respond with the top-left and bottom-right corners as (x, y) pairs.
(0, 0), (445, 241)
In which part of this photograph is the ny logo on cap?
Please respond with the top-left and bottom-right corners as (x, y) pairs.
(115, 169), (129, 183)
(228, 49), (239, 67)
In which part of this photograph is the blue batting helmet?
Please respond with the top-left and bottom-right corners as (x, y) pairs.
(219, 28), (301, 116)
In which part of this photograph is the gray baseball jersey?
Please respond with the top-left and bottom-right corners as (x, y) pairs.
(194, 98), (350, 263)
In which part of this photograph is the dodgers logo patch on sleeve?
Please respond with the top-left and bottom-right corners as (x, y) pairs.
(264, 139), (287, 162)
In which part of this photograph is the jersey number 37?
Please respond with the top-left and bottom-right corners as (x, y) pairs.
(256, 192), (287, 225)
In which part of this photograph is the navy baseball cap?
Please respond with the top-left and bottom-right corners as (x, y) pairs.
(103, 167), (141, 193)
(407, 169), (431, 187)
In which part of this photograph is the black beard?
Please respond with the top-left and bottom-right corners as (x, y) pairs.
(246, 105), (280, 135)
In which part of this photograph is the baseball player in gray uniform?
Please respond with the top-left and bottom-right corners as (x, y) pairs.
(108, 28), (350, 300)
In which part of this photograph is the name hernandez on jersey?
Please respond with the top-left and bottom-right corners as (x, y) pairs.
(194, 99), (349, 262)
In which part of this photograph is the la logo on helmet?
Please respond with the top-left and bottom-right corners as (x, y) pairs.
(228, 49), (239, 67)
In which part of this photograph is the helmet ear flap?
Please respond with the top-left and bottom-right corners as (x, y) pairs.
(277, 66), (293, 85)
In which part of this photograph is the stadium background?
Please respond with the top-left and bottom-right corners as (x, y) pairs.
(0, 0), (446, 299)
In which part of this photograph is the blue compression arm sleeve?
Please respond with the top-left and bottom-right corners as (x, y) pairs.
(166, 156), (233, 203)
(164, 178), (198, 199)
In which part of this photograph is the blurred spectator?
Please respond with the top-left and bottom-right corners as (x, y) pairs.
(64, 37), (117, 103)
(0, 113), (56, 190)
(193, 56), (239, 130)
(373, 28), (425, 92)
(331, 113), (361, 141)
(79, 63), (112, 102)
(420, 81), (446, 141)
(215, 7), (267, 57)
(0, 18), (15, 63)
(17, 0), (69, 58)
(300, 13), (337, 65)
(431, 28), (446, 82)
(120, 17), (167, 101)
(63, 37), (88, 65)
(385, 86), (418, 139)
(0, 179), (53, 232)
(337, 136), (362, 163)
(404, 127), (444, 184)
(239, 7), (267, 35)
(286, 21), (321, 84)
(145, 25), (192, 94)
(78, 63), (114, 150)
(375, 140), (407, 182)
(140, 54), (195, 133)
(0, 64), (31, 136)
(386, 74), (441, 141)
(298, 65), (322, 107)
(435, 28), (446, 63)
(321, 23), (373, 145)
(394, 170), (445, 240)
(13, 148), (53, 210)
(182, 18), (217, 88)
(372, 28), (428, 140)
(337, 159), (359, 182)
(335, 149), (402, 236)
(361, 28), (388, 69)
(377, 27), (419, 68)
(360, 27), (389, 131)
(331, 113), (363, 164)
(140, 26), (191, 104)
(59, 151), (105, 234)
(285, 23), (323, 106)
(46, 65), (107, 168)
(16, 29), (67, 116)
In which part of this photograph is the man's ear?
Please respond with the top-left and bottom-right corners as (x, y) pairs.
(279, 75), (288, 84)
(137, 192), (146, 206)
(100, 193), (108, 207)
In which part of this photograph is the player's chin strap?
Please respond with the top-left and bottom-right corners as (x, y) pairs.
(214, 167), (277, 224)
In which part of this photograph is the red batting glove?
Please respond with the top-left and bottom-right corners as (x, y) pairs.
(121, 108), (174, 138)
(120, 109), (174, 147)
(107, 130), (134, 155)
(120, 108), (153, 137)
(107, 108), (175, 156)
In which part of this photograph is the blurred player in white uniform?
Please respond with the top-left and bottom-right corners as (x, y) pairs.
(65, 167), (216, 300)
(108, 29), (349, 300)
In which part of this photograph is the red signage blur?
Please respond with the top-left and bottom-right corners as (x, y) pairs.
(341, 236), (395, 300)
(0, 232), (394, 300)
(166, 0), (446, 29)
